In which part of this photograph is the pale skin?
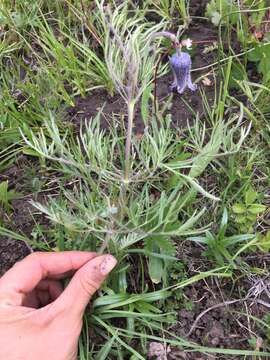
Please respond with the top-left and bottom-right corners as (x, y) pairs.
(0, 251), (117, 360)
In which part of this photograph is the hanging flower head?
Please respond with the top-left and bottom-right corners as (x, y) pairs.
(151, 33), (197, 95)
(169, 49), (197, 94)
(169, 38), (196, 94)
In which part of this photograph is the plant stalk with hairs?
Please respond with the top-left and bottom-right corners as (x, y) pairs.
(98, 3), (196, 185)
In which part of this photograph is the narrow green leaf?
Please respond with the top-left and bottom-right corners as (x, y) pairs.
(96, 334), (117, 360)
(149, 256), (163, 284)
(141, 85), (152, 124)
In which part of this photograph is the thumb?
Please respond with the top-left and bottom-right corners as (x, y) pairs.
(53, 254), (117, 317)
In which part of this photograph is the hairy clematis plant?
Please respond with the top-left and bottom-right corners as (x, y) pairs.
(169, 47), (197, 94)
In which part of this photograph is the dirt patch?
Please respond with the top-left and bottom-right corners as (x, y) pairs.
(165, 242), (270, 360)
(0, 155), (50, 239)
(168, 286), (269, 359)
(0, 238), (32, 277)
(0, 160), (34, 275)
(189, 0), (210, 17)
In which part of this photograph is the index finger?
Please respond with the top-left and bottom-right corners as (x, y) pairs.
(0, 251), (97, 306)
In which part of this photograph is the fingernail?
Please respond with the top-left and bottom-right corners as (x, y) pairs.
(100, 255), (117, 275)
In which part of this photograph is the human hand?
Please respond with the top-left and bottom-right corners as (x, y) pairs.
(0, 251), (117, 360)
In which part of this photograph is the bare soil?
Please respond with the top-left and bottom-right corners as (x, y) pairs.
(166, 242), (270, 359)
(0, 238), (31, 277)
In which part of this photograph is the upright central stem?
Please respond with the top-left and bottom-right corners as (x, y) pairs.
(124, 99), (135, 182)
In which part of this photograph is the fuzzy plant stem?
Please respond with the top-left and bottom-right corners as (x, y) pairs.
(103, 11), (137, 184)
(124, 97), (135, 182)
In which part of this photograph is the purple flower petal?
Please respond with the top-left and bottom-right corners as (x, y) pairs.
(169, 51), (197, 94)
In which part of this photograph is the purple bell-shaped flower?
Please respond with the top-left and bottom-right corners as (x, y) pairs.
(169, 50), (197, 94)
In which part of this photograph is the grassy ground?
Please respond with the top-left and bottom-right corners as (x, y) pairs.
(0, 0), (270, 359)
